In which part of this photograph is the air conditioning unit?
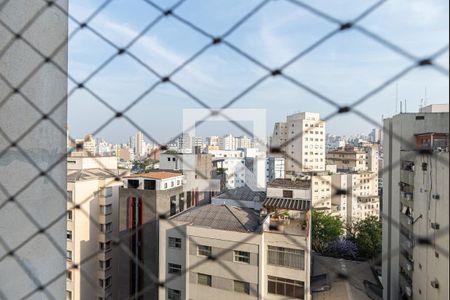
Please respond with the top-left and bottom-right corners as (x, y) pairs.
(405, 286), (412, 297)
(431, 280), (439, 289)
(431, 223), (440, 230)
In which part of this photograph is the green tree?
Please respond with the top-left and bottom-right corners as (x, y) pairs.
(311, 210), (344, 253)
(352, 216), (382, 259)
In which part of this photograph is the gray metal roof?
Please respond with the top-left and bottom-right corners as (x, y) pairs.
(170, 204), (261, 233)
(215, 186), (266, 202)
(263, 197), (311, 211)
(67, 169), (122, 182)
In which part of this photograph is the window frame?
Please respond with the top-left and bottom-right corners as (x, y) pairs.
(197, 273), (212, 287)
(233, 250), (251, 264)
(168, 237), (182, 249)
(197, 245), (212, 257)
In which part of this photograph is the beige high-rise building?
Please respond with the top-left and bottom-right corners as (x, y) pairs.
(272, 112), (326, 175)
(66, 156), (125, 300)
(382, 110), (449, 300)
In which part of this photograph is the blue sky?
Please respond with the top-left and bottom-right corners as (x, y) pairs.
(68, 0), (449, 144)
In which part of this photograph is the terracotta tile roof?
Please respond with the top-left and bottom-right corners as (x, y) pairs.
(125, 171), (182, 180)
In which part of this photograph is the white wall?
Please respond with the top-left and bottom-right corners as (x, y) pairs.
(0, 1), (68, 298)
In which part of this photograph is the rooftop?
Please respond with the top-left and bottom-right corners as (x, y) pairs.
(268, 178), (311, 189)
(263, 197), (311, 211)
(215, 186), (266, 203)
(170, 204), (261, 233)
(67, 169), (123, 182)
(125, 171), (182, 180)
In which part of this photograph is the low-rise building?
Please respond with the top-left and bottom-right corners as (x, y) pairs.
(158, 199), (312, 300)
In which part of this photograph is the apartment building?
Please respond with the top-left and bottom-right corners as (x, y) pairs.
(66, 156), (124, 300)
(158, 201), (312, 300)
(272, 112), (326, 175)
(160, 152), (216, 203)
(382, 110), (449, 300)
(116, 171), (188, 299)
(220, 134), (237, 151)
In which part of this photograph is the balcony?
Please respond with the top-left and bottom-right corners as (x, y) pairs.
(400, 170), (414, 185)
(99, 231), (113, 243)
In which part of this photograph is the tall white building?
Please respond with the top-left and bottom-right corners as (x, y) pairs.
(272, 112), (326, 175)
(382, 110), (449, 300)
(236, 136), (253, 149)
(220, 134), (237, 151)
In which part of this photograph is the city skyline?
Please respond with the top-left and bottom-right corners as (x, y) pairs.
(68, 0), (449, 143)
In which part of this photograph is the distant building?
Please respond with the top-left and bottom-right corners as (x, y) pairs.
(235, 135), (253, 149)
(419, 103), (449, 113)
(382, 110), (449, 300)
(219, 134), (237, 151)
(66, 156), (124, 300)
(272, 112), (326, 175)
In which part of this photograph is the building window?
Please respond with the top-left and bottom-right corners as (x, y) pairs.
(168, 289), (181, 300)
(67, 250), (72, 261)
(234, 250), (250, 264)
(100, 222), (112, 233)
(164, 183), (168, 189)
(197, 273), (212, 286)
(67, 191), (73, 202)
(197, 245), (212, 257)
(282, 190), (293, 198)
(67, 230), (72, 240)
(267, 276), (304, 299)
(67, 270), (72, 281)
(268, 246), (305, 270)
(104, 187), (112, 197)
(234, 280), (250, 294)
(169, 237), (182, 249)
(99, 277), (111, 288)
(99, 259), (112, 270)
(100, 242), (111, 252)
(168, 263), (182, 275)
(100, 204), (112, 215)
(66, 290), (72, 300)
(67, 210), (72, 221)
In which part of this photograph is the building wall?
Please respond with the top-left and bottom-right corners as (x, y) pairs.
(382, 112), (449, 300)
(0, 1), (68, 298)
(117, 186), (185, 299)
(411, 151), (448, 300)
(159, 220), (311, 300)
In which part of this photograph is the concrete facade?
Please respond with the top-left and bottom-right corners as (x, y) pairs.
(382, 112), (449, 300)
(0, 1), (68, 298)
(272, 112), (326, 175)
(66, 156), (124, 300)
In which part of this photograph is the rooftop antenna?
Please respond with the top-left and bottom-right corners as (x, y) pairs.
(424, 87), (428, 107)
(395, 82), (399, 113)
(400, 101), (403, 114)
(405, 99), (407, 113)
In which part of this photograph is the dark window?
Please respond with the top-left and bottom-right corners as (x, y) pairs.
(268, 246), (305, 270)
(234, 280), (250, 294)
(128, 179), (139, 189)
(416, 116), (425, 120)
(186, 192), (192, 208)
(234, 251), (250, 264)
(283, 190), (293, 198)
(198, 273), (212, 286)
(197, 245), (212, 257)
(144, 180), (156, 190)
(168, 289), (181, 300)
(267, 276), (304, 299)
(168, 263), (182, 275)
(168, 237), (182, 248)
(170, 196), (177, 216)
(67, 191), (73, 202)
(179, 193), (185, 212)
